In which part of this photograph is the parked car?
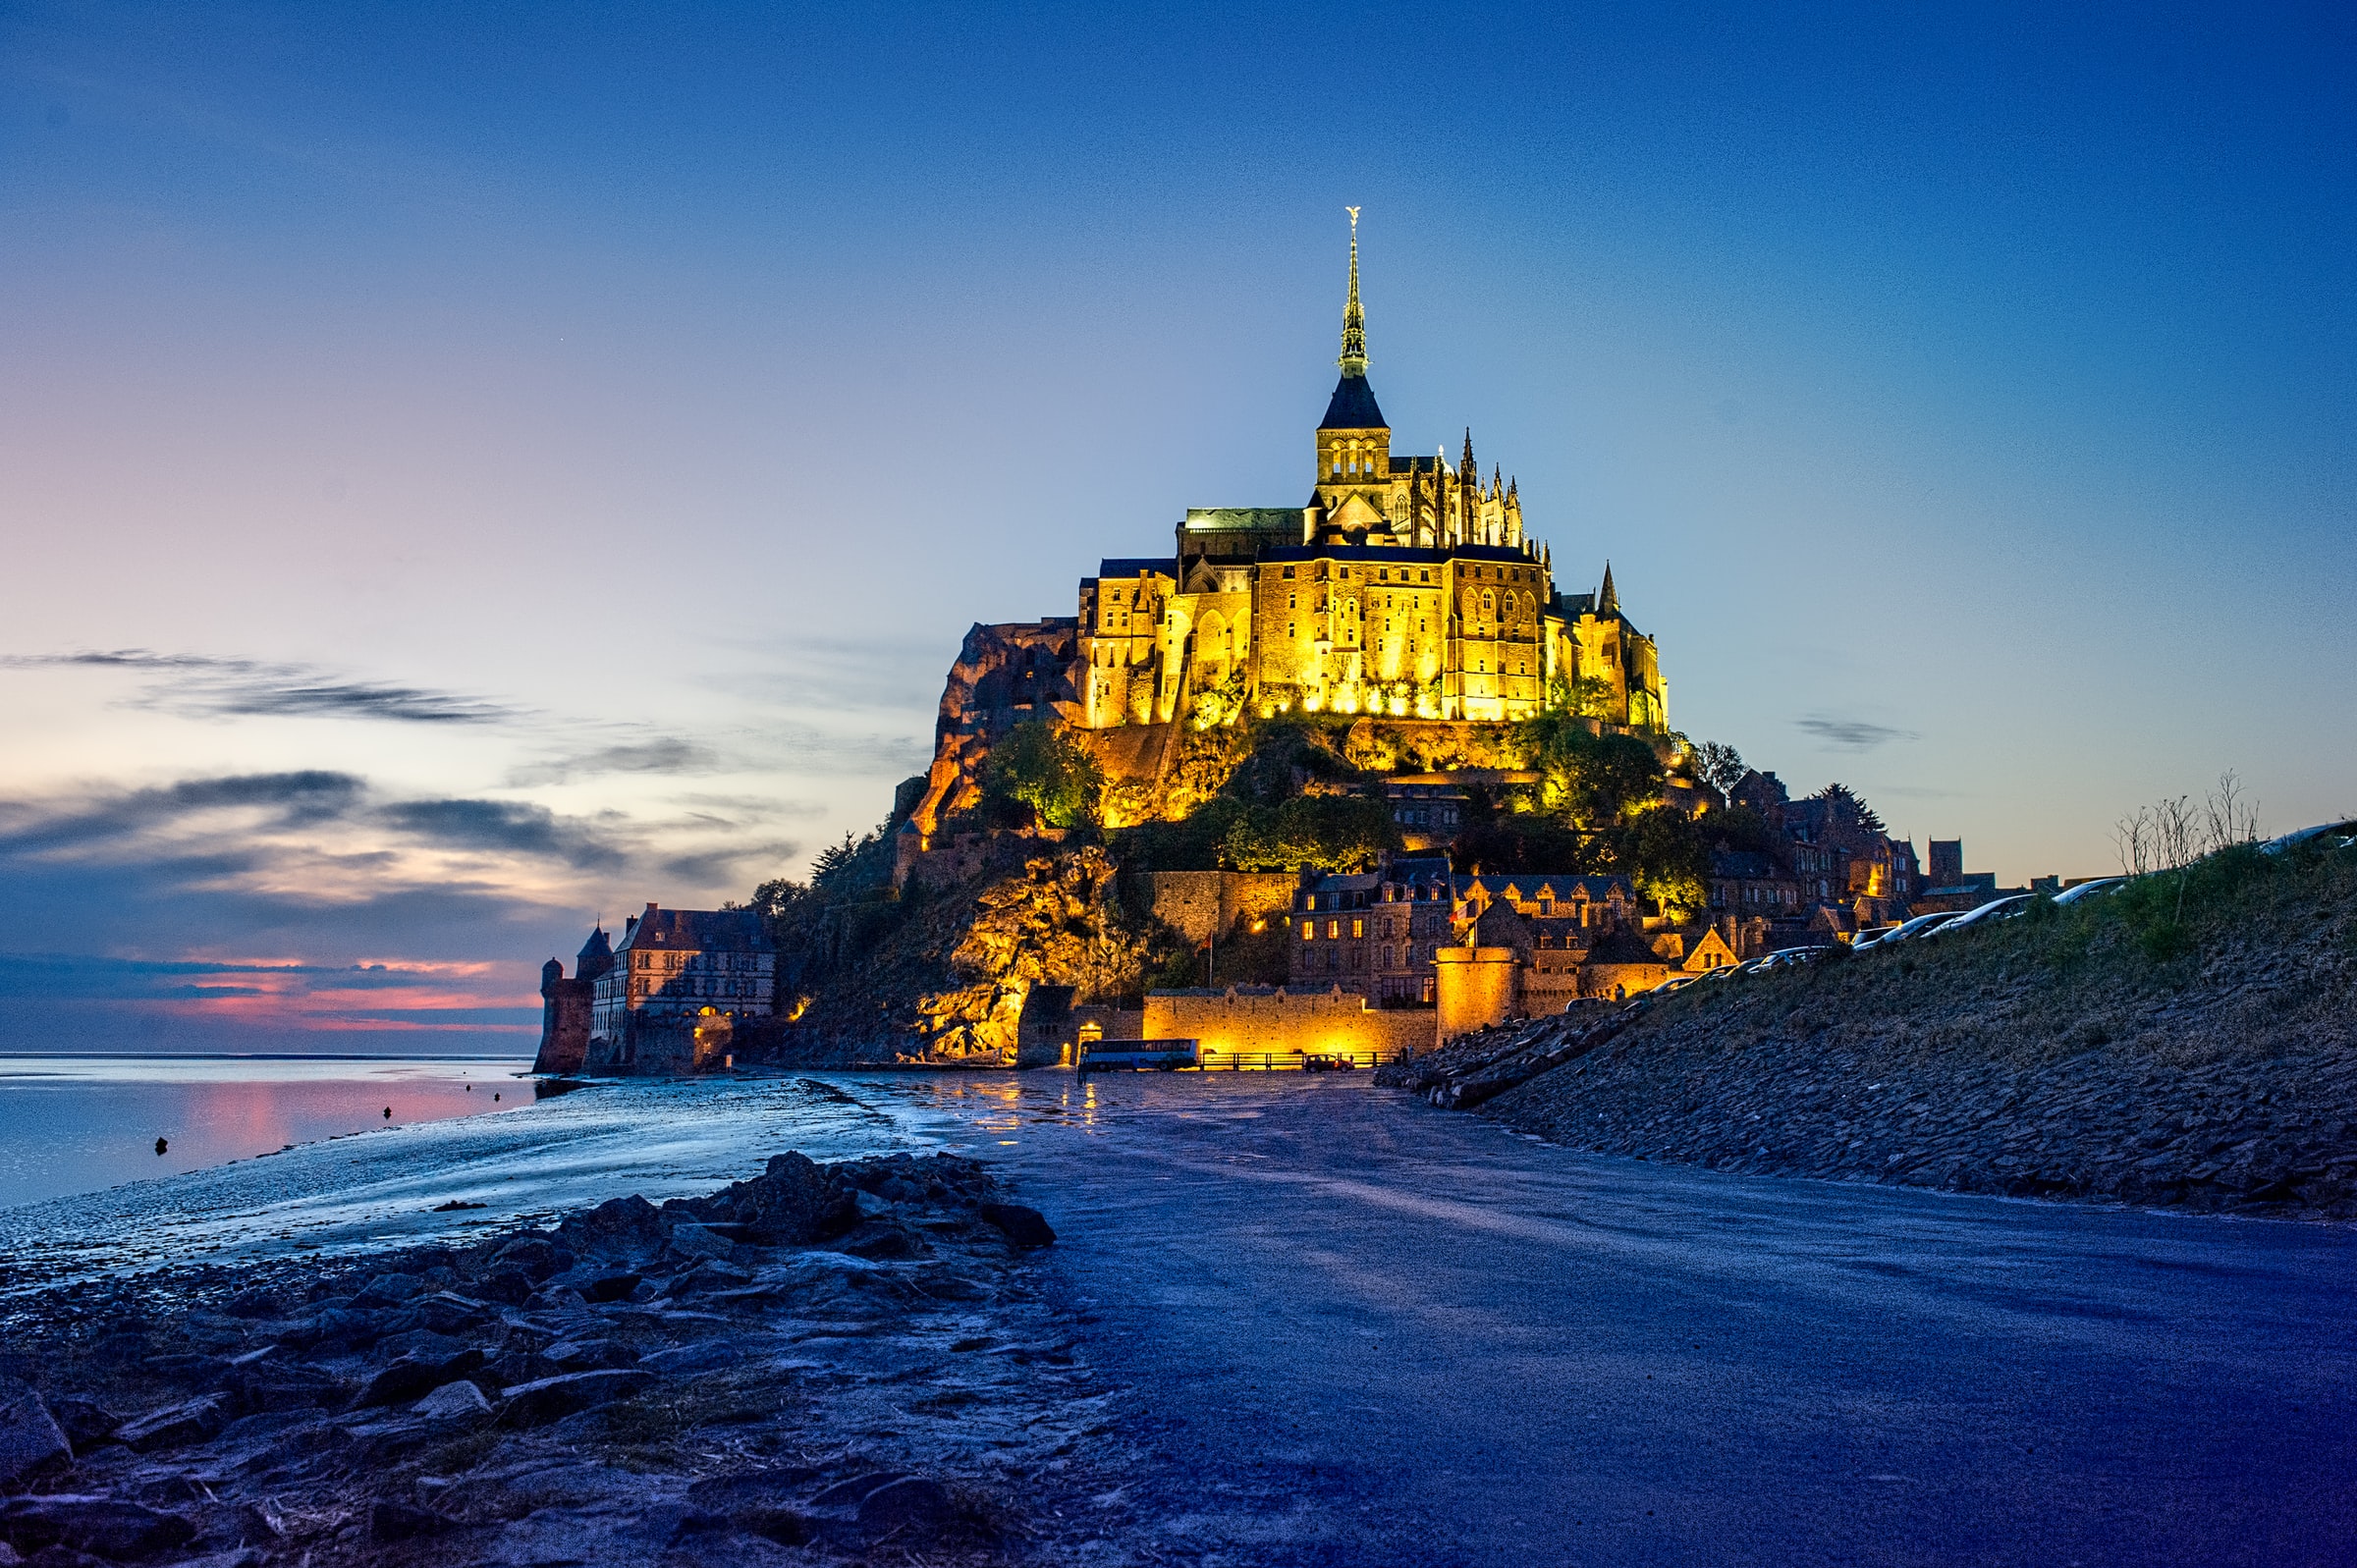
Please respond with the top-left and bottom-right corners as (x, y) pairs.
(2260, 820), (2357, 856)
(2052, 877), (2125, 906)
(1655, 973), (1704, 995)
(1923, 893), (2036, 936)
(1753, 946), (1836, 970)
(1858, 911), (1963, 950)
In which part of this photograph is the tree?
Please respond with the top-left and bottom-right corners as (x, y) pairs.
(1628, 807), (1710, 920)
(981, 722), (1104, 830)
(1510, 710), (1668, 829)
(1691, 739), (1746, 796)
(1220, 794), (1399, 873)
(1811, 782), (1885, 835)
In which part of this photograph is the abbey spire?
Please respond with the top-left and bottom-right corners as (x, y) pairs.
(1338, 206), (1368, 376)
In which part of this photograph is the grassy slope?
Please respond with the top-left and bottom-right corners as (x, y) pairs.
(1484, 842), (2357, 1214)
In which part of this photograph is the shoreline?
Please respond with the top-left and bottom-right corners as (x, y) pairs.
(0, 1153), (1127, 1566)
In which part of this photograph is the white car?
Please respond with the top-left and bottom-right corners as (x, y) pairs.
(2260, 820), (2357, 856)
(2053, 877), (2125, 906)
(1858, 911), (1962, 950)
(1923, 893), (2036, 936)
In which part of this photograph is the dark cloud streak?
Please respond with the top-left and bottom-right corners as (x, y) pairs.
(1796, 716), (1921, 752)
(3, 650), (518, 725)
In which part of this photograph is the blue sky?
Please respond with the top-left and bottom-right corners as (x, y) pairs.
(1, 1), (2350, 1049)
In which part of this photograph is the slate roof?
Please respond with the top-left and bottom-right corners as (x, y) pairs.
(1708, 850), (1784, 881)
(616, 905), (772, 953)
(1096, 558), (1177, 580)
(1319, 372), (1388, 431)
(1583, 927), (1666, 967)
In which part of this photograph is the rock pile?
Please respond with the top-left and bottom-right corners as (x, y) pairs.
(0, 1153), (1120, 1566)
(1486, 1018), (2357, 1216)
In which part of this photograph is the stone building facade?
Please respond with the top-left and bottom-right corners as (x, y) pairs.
(580, 904), (777, 1075)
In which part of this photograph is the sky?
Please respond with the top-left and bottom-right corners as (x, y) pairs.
(1, 1), (2350, 1052)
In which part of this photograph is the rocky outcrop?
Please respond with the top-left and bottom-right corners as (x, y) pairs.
(0, 1154), (1121, 1566)
(780, 844), (1157, 1065)
(907, 621), (1088, 840)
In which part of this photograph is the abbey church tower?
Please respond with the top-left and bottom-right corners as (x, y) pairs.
(1054, 215), (1666, 730)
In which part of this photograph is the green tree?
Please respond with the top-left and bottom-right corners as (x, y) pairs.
(981, 722), (1105, 830)
(1628, 807), (1710, 920)
(1691, 739), (1746, 796)
(1516, 711), (1666, 826)
(1221, 793), (1399, 873)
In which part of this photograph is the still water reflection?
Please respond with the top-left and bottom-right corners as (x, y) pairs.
(0, 1055), (532, 1210)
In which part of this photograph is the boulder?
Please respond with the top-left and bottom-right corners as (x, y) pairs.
(558, 1195), (666, 1255)
(471, 1270), (534, 1307)
(540, 1267), (641, 1303)
(0, 1397), (70, 1489)
(978, 1203), (1057, 1248)
(487, 1236), (570, 1282)
(352, 1349), (485, 1410)
(411, 1380), (492, 1422)
(543, 1339), (638, 1372)
(42, 1401), (118, 1453)
(665, 1223), (738, 1264)
(115, 1397), (227, 1453)
(0, 1496), (194, 1559)
(347, 1272), (424, 1309)
(498, 1370), (653, 1429)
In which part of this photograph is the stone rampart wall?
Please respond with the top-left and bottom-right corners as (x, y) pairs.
(1133, 871), (1300, 944)
(1142, 987), (1433, 1057)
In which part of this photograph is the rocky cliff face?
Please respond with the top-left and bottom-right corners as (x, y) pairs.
(907, 621), (1088, 840)
(775, 843), (1156, 1066)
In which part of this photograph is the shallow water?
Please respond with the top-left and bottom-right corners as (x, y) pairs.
(0, 1069), (1054, 1285)
(0, 1054), (534, 1210)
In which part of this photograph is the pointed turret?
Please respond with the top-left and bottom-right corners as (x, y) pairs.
(1598, 562), (1619, 616)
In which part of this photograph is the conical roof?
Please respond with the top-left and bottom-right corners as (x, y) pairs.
(1320, 372), (1387, 430)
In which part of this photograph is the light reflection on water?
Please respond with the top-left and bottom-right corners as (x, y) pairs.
(0, 1063), (1322, 1285)
(0, 1055), (534, 1211)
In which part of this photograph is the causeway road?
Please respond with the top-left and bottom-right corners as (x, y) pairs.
(888, 1072), (2357, 1567)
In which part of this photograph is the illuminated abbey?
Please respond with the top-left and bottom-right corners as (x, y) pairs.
(1075, 216), (1668, 731)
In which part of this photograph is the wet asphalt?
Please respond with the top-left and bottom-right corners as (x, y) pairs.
(939, 1072), (2357, 1567)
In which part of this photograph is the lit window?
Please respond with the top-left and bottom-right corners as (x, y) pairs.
(1328, 919), (1341, 940)
(1351, 919), (1364, 939)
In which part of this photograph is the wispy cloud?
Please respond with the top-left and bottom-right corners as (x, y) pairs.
(376, 798), (627, 871)
(1796, 715), (1921, 752)
(3, 651), (519, 725)
(507, 737), (723, 786)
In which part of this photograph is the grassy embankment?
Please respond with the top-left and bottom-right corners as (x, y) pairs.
(1479, 840), (2357, 1214)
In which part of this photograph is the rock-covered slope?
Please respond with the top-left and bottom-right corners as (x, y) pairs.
(1425, 844), (2357, 1217)
(0, 1154), (1132, 1566)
